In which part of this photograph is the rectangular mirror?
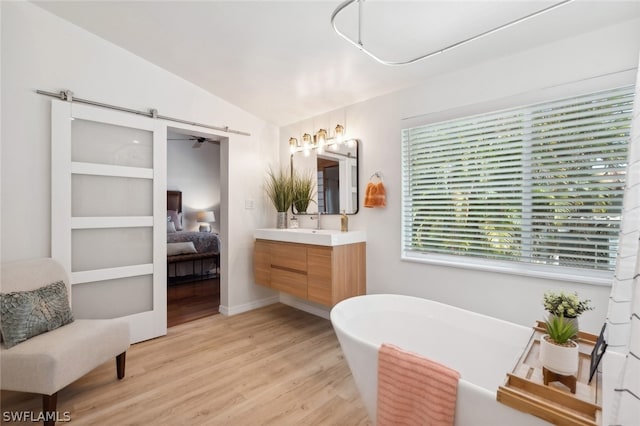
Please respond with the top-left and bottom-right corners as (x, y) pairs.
(291, 139), (359, 215)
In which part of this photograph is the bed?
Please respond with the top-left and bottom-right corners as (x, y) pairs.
(167, 190), (220, 281)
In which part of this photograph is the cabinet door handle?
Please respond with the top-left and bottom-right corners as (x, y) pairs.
(270, 264), (308, 275)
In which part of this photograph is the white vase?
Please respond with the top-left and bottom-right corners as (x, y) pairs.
(539, 334), (579, 376)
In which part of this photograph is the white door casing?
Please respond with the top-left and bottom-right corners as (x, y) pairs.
(51, 99), (167, 343)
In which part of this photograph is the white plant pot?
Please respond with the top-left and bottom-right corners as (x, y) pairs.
(539, 334), (579, 376)
(276, 212), (287, 229)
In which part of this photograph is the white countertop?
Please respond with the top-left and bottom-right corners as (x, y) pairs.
(255, 228), (366, 246)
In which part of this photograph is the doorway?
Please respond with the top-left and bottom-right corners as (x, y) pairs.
(166, 129), (224, 327)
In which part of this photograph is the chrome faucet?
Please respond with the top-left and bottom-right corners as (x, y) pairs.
(312, 212), (323, 230)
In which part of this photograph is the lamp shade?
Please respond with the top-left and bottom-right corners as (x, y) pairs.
(197, 211), (216, 223)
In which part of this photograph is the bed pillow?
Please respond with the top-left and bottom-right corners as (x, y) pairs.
(0, 281), (74, 349)
(167, 241), (197, 256)
(167, 210), (183, 231)
(167, 221), (176, 233)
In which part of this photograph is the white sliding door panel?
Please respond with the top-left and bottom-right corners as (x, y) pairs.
(72, 174), (153, 217)
(71, 117), (153, 168)
(72, 274), (153, 318)
(72, 228), (153, 271)
(52, 100), (167, 343)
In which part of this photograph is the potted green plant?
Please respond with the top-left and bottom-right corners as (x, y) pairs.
(542, 290), (593, 331)
(265, 167), (293, 228)
(291, 169), (316, 214)
(539, 314), (579, 376)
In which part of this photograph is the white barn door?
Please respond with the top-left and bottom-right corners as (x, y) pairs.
(51, 100), (167, 343)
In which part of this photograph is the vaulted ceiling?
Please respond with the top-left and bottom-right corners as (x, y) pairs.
(34, 1), (640, 126)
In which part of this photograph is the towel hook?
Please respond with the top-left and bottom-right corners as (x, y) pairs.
(370, 171), (383, 182)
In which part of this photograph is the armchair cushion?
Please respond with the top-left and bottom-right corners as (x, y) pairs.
(0, 318), (130, 395)
(0, 281), (74, 348)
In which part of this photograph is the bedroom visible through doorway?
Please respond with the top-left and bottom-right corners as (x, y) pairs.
(166, 129), (223, 327)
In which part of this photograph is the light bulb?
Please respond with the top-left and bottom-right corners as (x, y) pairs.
(316, 129), (327, 153)
(289, 137), (298, 154)
(302, 133), (312, 149)
(335, 124), (344, 145)
(317, 129), (327, 144)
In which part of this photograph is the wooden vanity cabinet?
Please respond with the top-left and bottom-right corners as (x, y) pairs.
(254, 239), (271, 285)
(307, 247), (332, 305)
(253, 239), (366, 307)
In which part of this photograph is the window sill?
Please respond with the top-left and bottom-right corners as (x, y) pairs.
(401, 251), (613, 286)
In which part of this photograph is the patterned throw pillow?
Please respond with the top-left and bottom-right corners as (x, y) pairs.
(0, 281), (74, 349)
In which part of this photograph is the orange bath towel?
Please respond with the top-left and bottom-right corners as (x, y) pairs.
(364, 181), (386, 208)
(377, 343), (460, 426)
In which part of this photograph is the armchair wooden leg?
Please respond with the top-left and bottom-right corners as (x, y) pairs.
(116, 352), (126, 379)
(42, 392), (57, 426)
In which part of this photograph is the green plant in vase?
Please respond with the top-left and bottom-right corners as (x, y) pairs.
(542, 290), (593, 335)
(539, 314), (580, 376)
(544, 314), (578, 346)
(265, 167), (293, 228)
(543, 290), (593, 319)
(291, 169), (316, 214)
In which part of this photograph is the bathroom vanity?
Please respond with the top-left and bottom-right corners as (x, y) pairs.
(254, 228), (366, 307)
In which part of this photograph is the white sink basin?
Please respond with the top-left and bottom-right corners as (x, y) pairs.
(254, 228), (366, 246)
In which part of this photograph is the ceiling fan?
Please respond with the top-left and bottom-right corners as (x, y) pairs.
(168, 135), (219, 148)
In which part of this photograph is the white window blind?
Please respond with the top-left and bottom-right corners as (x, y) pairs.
(402, 86), (634, 274)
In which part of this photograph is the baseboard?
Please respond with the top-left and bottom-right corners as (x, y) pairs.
(279, 294), (331, 320)
(219, 295), (279, 316)
(219, 294), (331, 319)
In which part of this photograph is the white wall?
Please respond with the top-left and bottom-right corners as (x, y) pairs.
(0, 2), (278, 312)
(282, 18), (640, 334)
(167, 133), (221, 233)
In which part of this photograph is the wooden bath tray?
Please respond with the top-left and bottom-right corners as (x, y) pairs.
(496, 321), (601, 426)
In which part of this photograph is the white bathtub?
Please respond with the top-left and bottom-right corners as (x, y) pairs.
(330, 294), (549, 425)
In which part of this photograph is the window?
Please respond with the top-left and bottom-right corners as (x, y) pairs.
(402, 86), (634, 279)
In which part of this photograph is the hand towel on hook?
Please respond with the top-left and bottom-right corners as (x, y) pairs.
(364, 172), (386, 208)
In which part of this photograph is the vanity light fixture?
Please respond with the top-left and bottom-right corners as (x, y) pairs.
(289, 124), (352, 155)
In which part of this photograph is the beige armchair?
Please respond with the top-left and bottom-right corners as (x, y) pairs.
(1, 258), (130, 425)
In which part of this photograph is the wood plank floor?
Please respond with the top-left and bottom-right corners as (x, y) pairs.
(1, 304), (371, 425)
(167, 278), (220, 328)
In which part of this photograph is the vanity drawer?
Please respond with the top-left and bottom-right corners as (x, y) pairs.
(271, 268), (307, 299)
(270, 242), (307, 272)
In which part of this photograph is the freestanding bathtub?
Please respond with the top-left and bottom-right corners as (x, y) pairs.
(330, 294), (550, 425)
